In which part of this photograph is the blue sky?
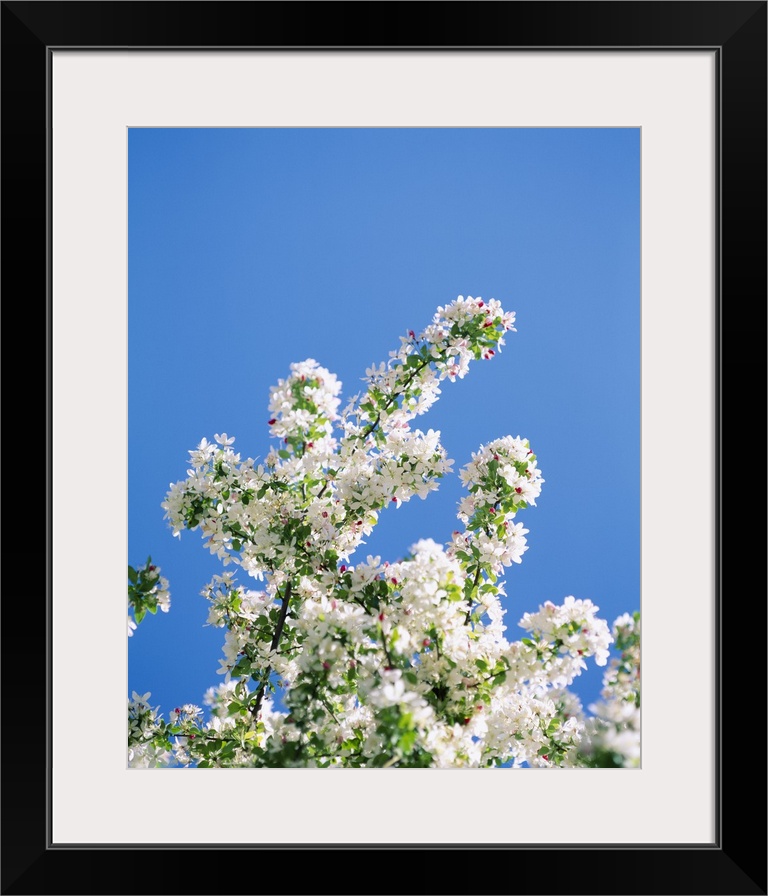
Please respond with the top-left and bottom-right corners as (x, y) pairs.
(128, 127), (640, 728)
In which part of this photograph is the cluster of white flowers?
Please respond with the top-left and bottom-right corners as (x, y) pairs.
(577, 612), (641, 767)
(266, 359), (342, 459)
(342, 296), (515, 442)
(127, 691), (173, 768)
(132, 297), (633, 769)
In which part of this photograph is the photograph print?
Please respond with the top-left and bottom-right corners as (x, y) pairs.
(127, 126), (640, 771)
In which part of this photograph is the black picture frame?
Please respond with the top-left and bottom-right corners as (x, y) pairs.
(3, 2), (765, 894)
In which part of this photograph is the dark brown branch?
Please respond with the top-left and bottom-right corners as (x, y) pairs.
(465, 565), (483, 625)
(251, 580), (293, 718)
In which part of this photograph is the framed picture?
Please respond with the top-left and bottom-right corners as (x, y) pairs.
(5, 2), (764, 893)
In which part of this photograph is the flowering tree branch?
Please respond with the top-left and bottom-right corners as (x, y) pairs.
(128, 296), (639, 769)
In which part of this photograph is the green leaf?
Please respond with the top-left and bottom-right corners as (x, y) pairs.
(128, 566), (138, 584)
(278, 449), (291, 459)
(134, 606), (146, 624)
(230, 659), (250, 678)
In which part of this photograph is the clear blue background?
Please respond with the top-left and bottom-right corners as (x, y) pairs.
(128, 127), (640, 727)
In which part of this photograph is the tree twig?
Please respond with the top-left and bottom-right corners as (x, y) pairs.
(251, 580), (293, 718)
